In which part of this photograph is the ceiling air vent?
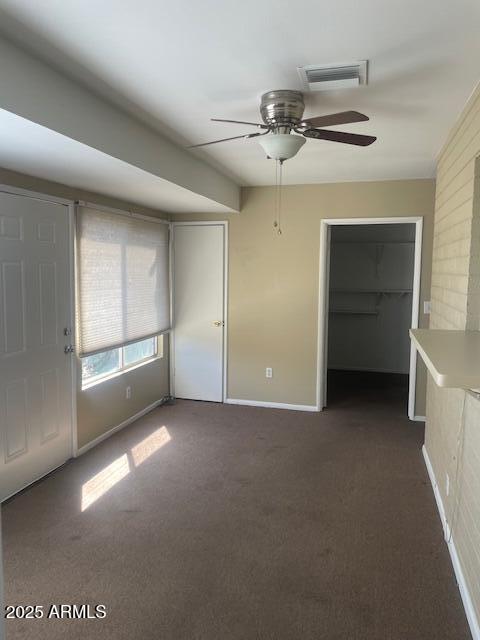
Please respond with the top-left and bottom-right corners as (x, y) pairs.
(297, 61), (368, 92)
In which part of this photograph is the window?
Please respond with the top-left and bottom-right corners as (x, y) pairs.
(76, 205), (170, 357)
(124, 337), (156, 366)
(82, 347), (121, 383)
(82, 335), (164, 387)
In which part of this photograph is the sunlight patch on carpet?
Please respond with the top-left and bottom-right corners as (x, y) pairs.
(81, 454), (131, 511)
(131, 426), (171, 467)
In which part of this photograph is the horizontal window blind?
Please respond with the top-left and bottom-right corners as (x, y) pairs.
(76, 206), (170, 357)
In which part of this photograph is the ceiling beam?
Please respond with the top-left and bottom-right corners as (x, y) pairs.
(0, 34), (240, 212)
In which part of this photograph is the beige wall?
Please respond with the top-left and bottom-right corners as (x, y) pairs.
(0, 168), (170, 450)
(76, 340), (169, 449)
(425, 84), (480, 627)
(175, 179), (435, 415)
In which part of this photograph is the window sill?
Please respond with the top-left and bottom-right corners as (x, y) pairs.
(81, 355), (162, 391)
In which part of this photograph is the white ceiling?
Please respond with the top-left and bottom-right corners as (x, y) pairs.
(0, 109), (232, 213)
(1, 0), (480, 187)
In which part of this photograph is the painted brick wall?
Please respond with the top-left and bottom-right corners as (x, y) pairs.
(425, 82), (480, 628)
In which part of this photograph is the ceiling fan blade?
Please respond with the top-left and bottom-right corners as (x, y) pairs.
(188, 132), (262, 148)
(302, 111), (369, 128)
(303, 128), (376, 146)
(211, 118), (268, 129)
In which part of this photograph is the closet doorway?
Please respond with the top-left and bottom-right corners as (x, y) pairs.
(317, 217), (423, 419)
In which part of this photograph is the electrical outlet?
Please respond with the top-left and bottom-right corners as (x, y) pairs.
(446, 473), (450, 496)
(265, 367), (273, 379)
(126, 386), (131, 399)
(424, 300), (431, 315)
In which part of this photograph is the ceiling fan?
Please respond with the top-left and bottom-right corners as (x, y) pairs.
(188, 90), (376, 161)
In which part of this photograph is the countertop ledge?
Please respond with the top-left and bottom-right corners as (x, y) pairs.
(410, 329), (480, 390)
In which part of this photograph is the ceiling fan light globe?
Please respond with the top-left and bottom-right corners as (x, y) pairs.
(257, 133), (306, 161)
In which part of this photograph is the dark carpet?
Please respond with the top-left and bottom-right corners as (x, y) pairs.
(2, 373), (471, 639)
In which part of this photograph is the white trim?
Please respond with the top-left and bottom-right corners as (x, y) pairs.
(169, 223), (177, 400)
(75, 398), (167, 457)
(322, 216), (423, 225)
(225, 398), (318, 412)
(0, 188), (169, 226)
(68, 203), (79, 457)
(76, 200), (170, 224)
(0, 183), (72, 205)
(316, 221), (330, 410)
(412, 415), (426, 422)
(408, 218), (423, 420)
(222, 222), (229, 402)
(170, 221), (229, 402)
(422, 445), (480, 640)
(317, 216), (423, 418)
(171, 221), (226, 227)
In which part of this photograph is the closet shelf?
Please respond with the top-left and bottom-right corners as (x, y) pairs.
(410, 329), (480, 389)
(331, 289), (412, 294)
(329, 309), (378, 316)
(332, 240), (414, 245)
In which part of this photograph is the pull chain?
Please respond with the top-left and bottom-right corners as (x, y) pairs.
(273, 160), (279, 232)
(273, 159), (284, 235)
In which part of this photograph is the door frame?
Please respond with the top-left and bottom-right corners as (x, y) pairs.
(0, 183), (77, 458)
(317, 216), (423, 420)
(170, 221), (229, 402)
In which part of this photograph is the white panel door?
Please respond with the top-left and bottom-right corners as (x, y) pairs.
(0, 191), (72, 502)
(173, 224), (225, 402)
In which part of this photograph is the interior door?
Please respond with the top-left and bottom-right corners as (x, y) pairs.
(173, 224), (225, 402)
(0, 191), (73, 502)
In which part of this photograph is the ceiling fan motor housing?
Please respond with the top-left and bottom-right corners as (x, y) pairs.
(260, 90), (305, 130)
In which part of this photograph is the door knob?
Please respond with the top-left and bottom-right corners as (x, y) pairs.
(213, 320), (224, 327)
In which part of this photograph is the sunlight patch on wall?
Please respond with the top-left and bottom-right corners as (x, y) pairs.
(131, 426), (171, 467)
(81, 454), (131, 511)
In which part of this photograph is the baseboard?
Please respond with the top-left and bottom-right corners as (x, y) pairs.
(422, 445), (480, 640)
(225, 398), (319, 412)
(412, 415), (426, 422)
(75, 397), (167, 457)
